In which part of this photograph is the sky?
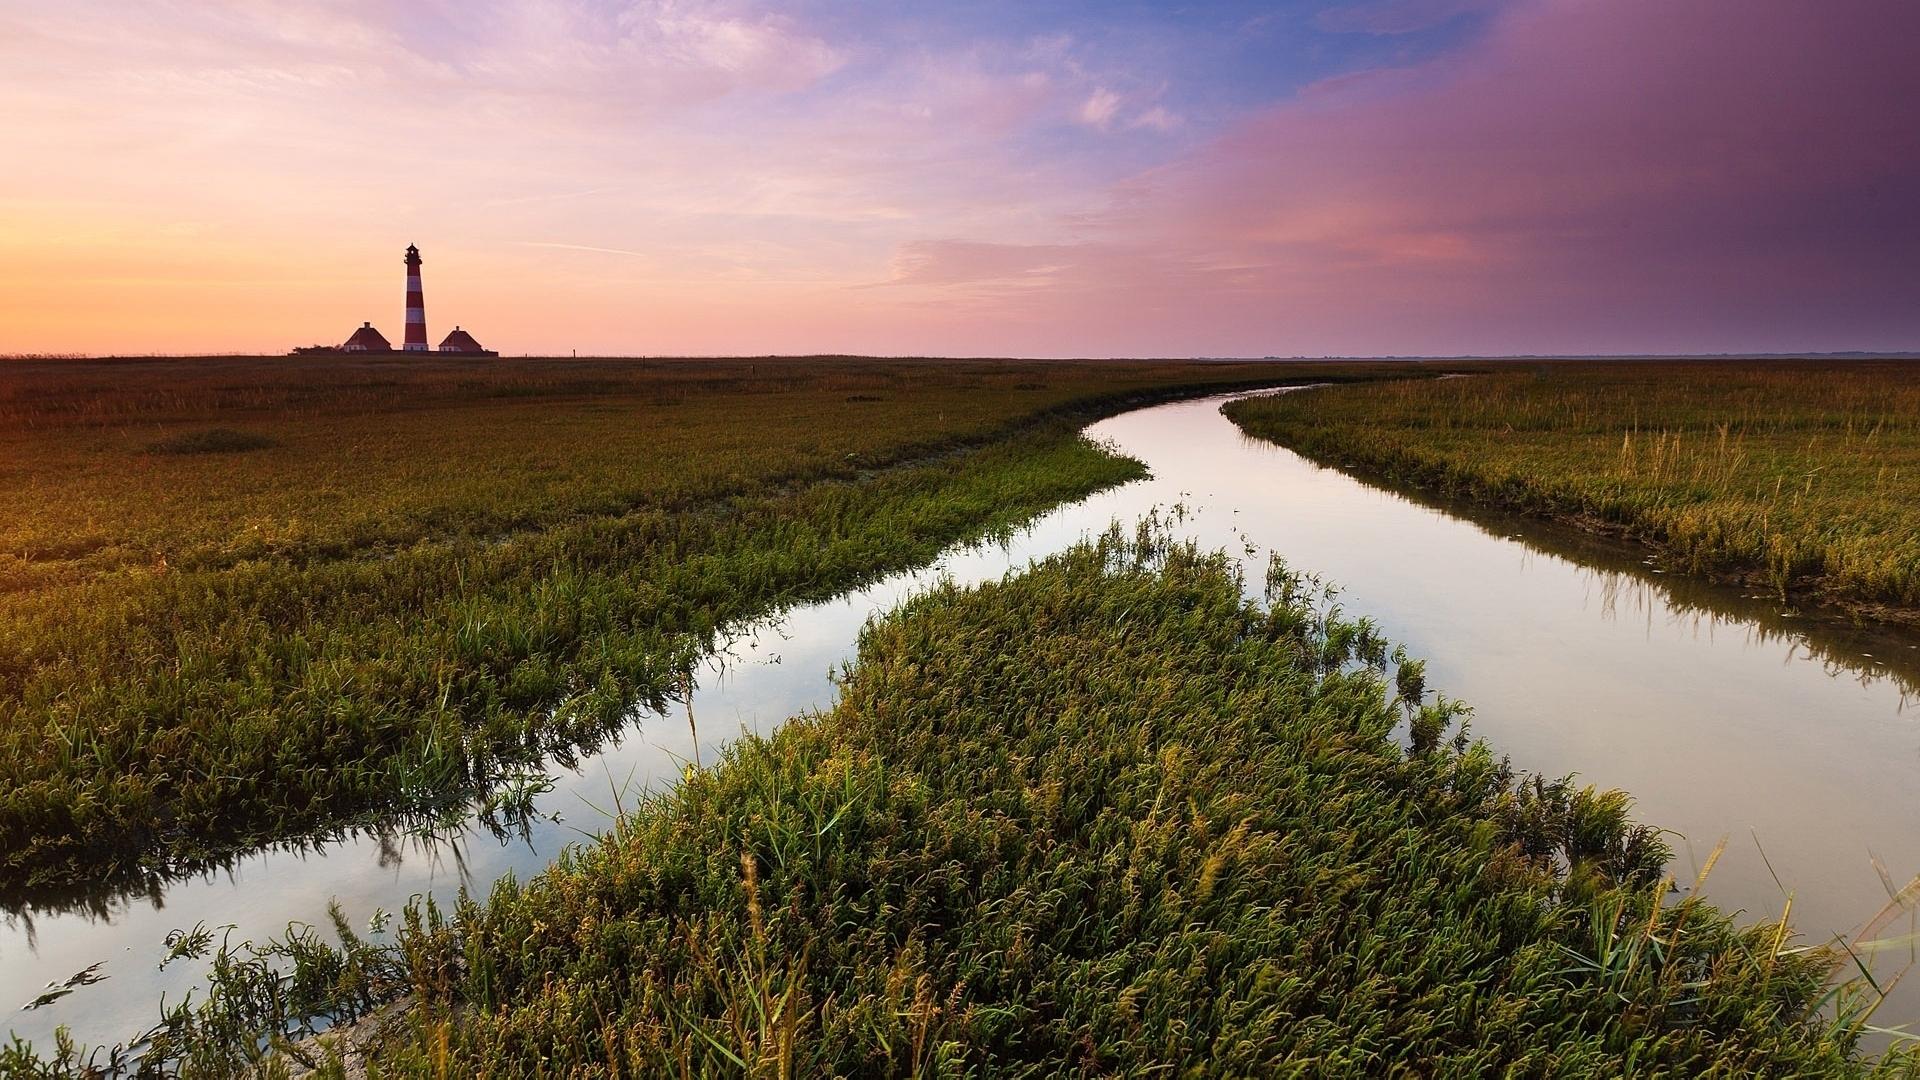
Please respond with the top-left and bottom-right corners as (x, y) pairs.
(1, 0), (1916, 358)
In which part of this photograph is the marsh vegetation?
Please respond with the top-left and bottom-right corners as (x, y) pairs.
(0, 355), (1401, 894)
(1225, 360), (1920, 619)
(10, 531), (1913, 1076)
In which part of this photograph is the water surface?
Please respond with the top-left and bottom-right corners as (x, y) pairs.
(9, 388), (1919, 1050)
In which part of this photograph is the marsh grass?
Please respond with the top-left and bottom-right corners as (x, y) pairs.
(1225, 360), (1920, 616)
(9, 530), (1915, 1075)
(0, 356), (1400, 592)
(0, 356), (1409, 894)
(0, 427), (1135, 895)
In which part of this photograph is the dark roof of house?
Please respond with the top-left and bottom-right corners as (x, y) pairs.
(439, 327), (487, 351)
(343, 322), (392, 351)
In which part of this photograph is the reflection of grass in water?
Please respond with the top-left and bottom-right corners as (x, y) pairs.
(1593, 570), (1920, 706)
(20, 531), (1916, 1075)
(0, 356), (1415, 897)
(0, 758), (568, 931)
(1511, 506), (1920, 704)
(1226, 360), (1920, 615)
(1232, 404), (1920, 705)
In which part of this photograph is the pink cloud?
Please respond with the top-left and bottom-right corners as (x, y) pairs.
(900, 0), (1920, 355)
(1129, 106), (1183, 133)
(1078, 87), (1123, 129)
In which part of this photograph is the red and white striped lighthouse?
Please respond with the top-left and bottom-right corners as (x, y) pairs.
(402, 244), (429, 352)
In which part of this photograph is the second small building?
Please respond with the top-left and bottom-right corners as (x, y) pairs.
(438, 327), (496, 356)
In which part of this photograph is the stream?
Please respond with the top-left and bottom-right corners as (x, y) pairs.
(8, 386), (1920, 1053)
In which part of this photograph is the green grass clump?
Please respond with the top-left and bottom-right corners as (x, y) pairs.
(1224, 360), (1920, 615)
(0, 355), (1411, 895)
(35, 532), (1910, 1076)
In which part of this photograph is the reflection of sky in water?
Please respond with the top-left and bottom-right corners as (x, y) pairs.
(8, 388), (1920, 1051)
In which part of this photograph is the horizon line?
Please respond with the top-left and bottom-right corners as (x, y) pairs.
(5, 350), (1920, 364)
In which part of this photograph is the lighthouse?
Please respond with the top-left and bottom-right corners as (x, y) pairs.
(402, 244), (429, 352)
(317, 244), (493, 357)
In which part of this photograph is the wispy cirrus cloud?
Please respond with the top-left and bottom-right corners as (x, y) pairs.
(516, 241), (654, 258)
(1129, 106), (1183, 133)
(877, 240), (1086, 289)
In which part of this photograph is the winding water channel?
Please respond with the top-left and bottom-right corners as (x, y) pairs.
(9, 386), (1920, 1052)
